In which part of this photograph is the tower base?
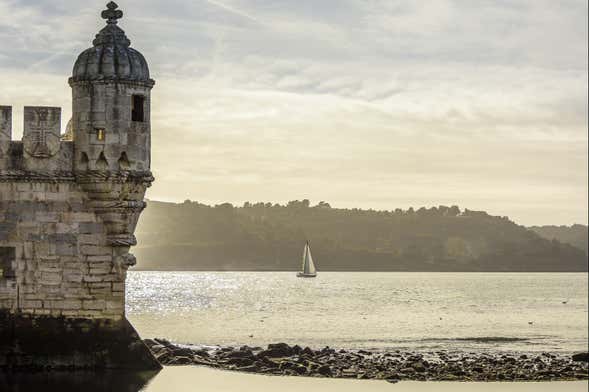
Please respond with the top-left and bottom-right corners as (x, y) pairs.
(0, 311), (161, 370)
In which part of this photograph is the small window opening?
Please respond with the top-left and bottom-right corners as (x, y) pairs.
(96, 128), (105, 141)
(0, 247), (16, 279)
(131, 95), (145, 122)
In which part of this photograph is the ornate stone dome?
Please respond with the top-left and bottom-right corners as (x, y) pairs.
(70, 2), (153, 85)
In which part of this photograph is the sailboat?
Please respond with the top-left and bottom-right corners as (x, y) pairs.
(297, 241), (317, 278)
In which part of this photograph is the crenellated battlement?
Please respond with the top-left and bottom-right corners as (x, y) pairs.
(0, 106), (74, 173)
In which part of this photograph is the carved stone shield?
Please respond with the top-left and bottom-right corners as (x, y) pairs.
(23, 107), (61, 158)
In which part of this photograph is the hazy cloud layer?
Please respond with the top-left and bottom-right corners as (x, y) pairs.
(0, 0), (587, 225)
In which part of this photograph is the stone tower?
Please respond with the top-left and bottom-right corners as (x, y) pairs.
(0, 3), (159, 370)
(69, 1), (155, 274)
(70, 0), (153, 174)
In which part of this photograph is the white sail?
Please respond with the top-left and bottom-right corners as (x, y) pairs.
(299, 242), (317, 277)
(301, 244), (308, 273)
(306, 245), (316, 274)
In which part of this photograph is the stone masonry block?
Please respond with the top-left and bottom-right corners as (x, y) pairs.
(80, 245), (111, 256)
(83, 275), (104, 283)
(87, 255), (112, 263)
(106, 300), (124, 310)
(78, 222), (104, 234)
(21, 300), (43, 309)
(83, 299), (106, 310)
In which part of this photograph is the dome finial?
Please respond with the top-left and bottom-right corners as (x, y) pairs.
(101, 2), (123, 25)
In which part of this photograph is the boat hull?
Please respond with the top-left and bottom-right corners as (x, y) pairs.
(297, 272), (317, 278)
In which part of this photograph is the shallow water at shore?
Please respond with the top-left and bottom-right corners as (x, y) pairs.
(143, 367), (589, 392)
(2, 367), (587, 392)
(127, 272), (588, 353)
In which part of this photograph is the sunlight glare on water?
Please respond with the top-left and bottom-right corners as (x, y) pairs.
(126, 272), (588, 353)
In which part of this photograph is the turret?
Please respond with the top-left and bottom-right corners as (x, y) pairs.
(69, 2), (155, 266)
(69, 1), (154, 173)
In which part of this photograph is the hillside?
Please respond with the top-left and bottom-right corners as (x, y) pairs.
(133, 200), (588, 272)
(529, 225), (588, 255)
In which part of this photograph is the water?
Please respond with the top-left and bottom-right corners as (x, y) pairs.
(126, 272), (588, 354)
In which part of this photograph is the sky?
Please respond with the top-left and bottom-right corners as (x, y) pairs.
(0, 0), (587, 226)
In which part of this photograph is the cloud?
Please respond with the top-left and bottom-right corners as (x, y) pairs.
(0, 0), (587, 225)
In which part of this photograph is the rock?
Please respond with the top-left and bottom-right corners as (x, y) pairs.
(222, 349), (254, 359)
(257, 356), (279, 368)
(172, 347), (194, 357)
(341, 368), (358, 378)
(148, 344), (167, 354)
(302, 347), (315, 356)
(293, 365), (308, 375)
(292, 345), (303, 355)
(169, 356), (192, 365)
(320, 346), (335, 355)
(154, 350), (172, 364)
(317, 364), (332, 376)
(259, 343), (293, 358)
(503, 357), (516, 364)
(154, 338), (173, 347)
(411, 362), (427, 372)
(279, 361), (295, 370)
(225, 357), (254, 367)
(572, 353), (589, 362)
(236, 364), (259, 373)
(193, 349), (210, 357)
(192, 356), (217, 366)
(143, 339), (158, 347)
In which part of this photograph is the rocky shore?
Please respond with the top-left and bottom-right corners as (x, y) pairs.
(143, 339), (589, 382)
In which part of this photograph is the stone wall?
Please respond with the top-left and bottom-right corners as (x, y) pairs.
(0, 105), (157, 369)
(0, 177), (127, 319)
(0, 105), (147, 320)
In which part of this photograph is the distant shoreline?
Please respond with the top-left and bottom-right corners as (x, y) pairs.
(134, 201), (588, 272)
